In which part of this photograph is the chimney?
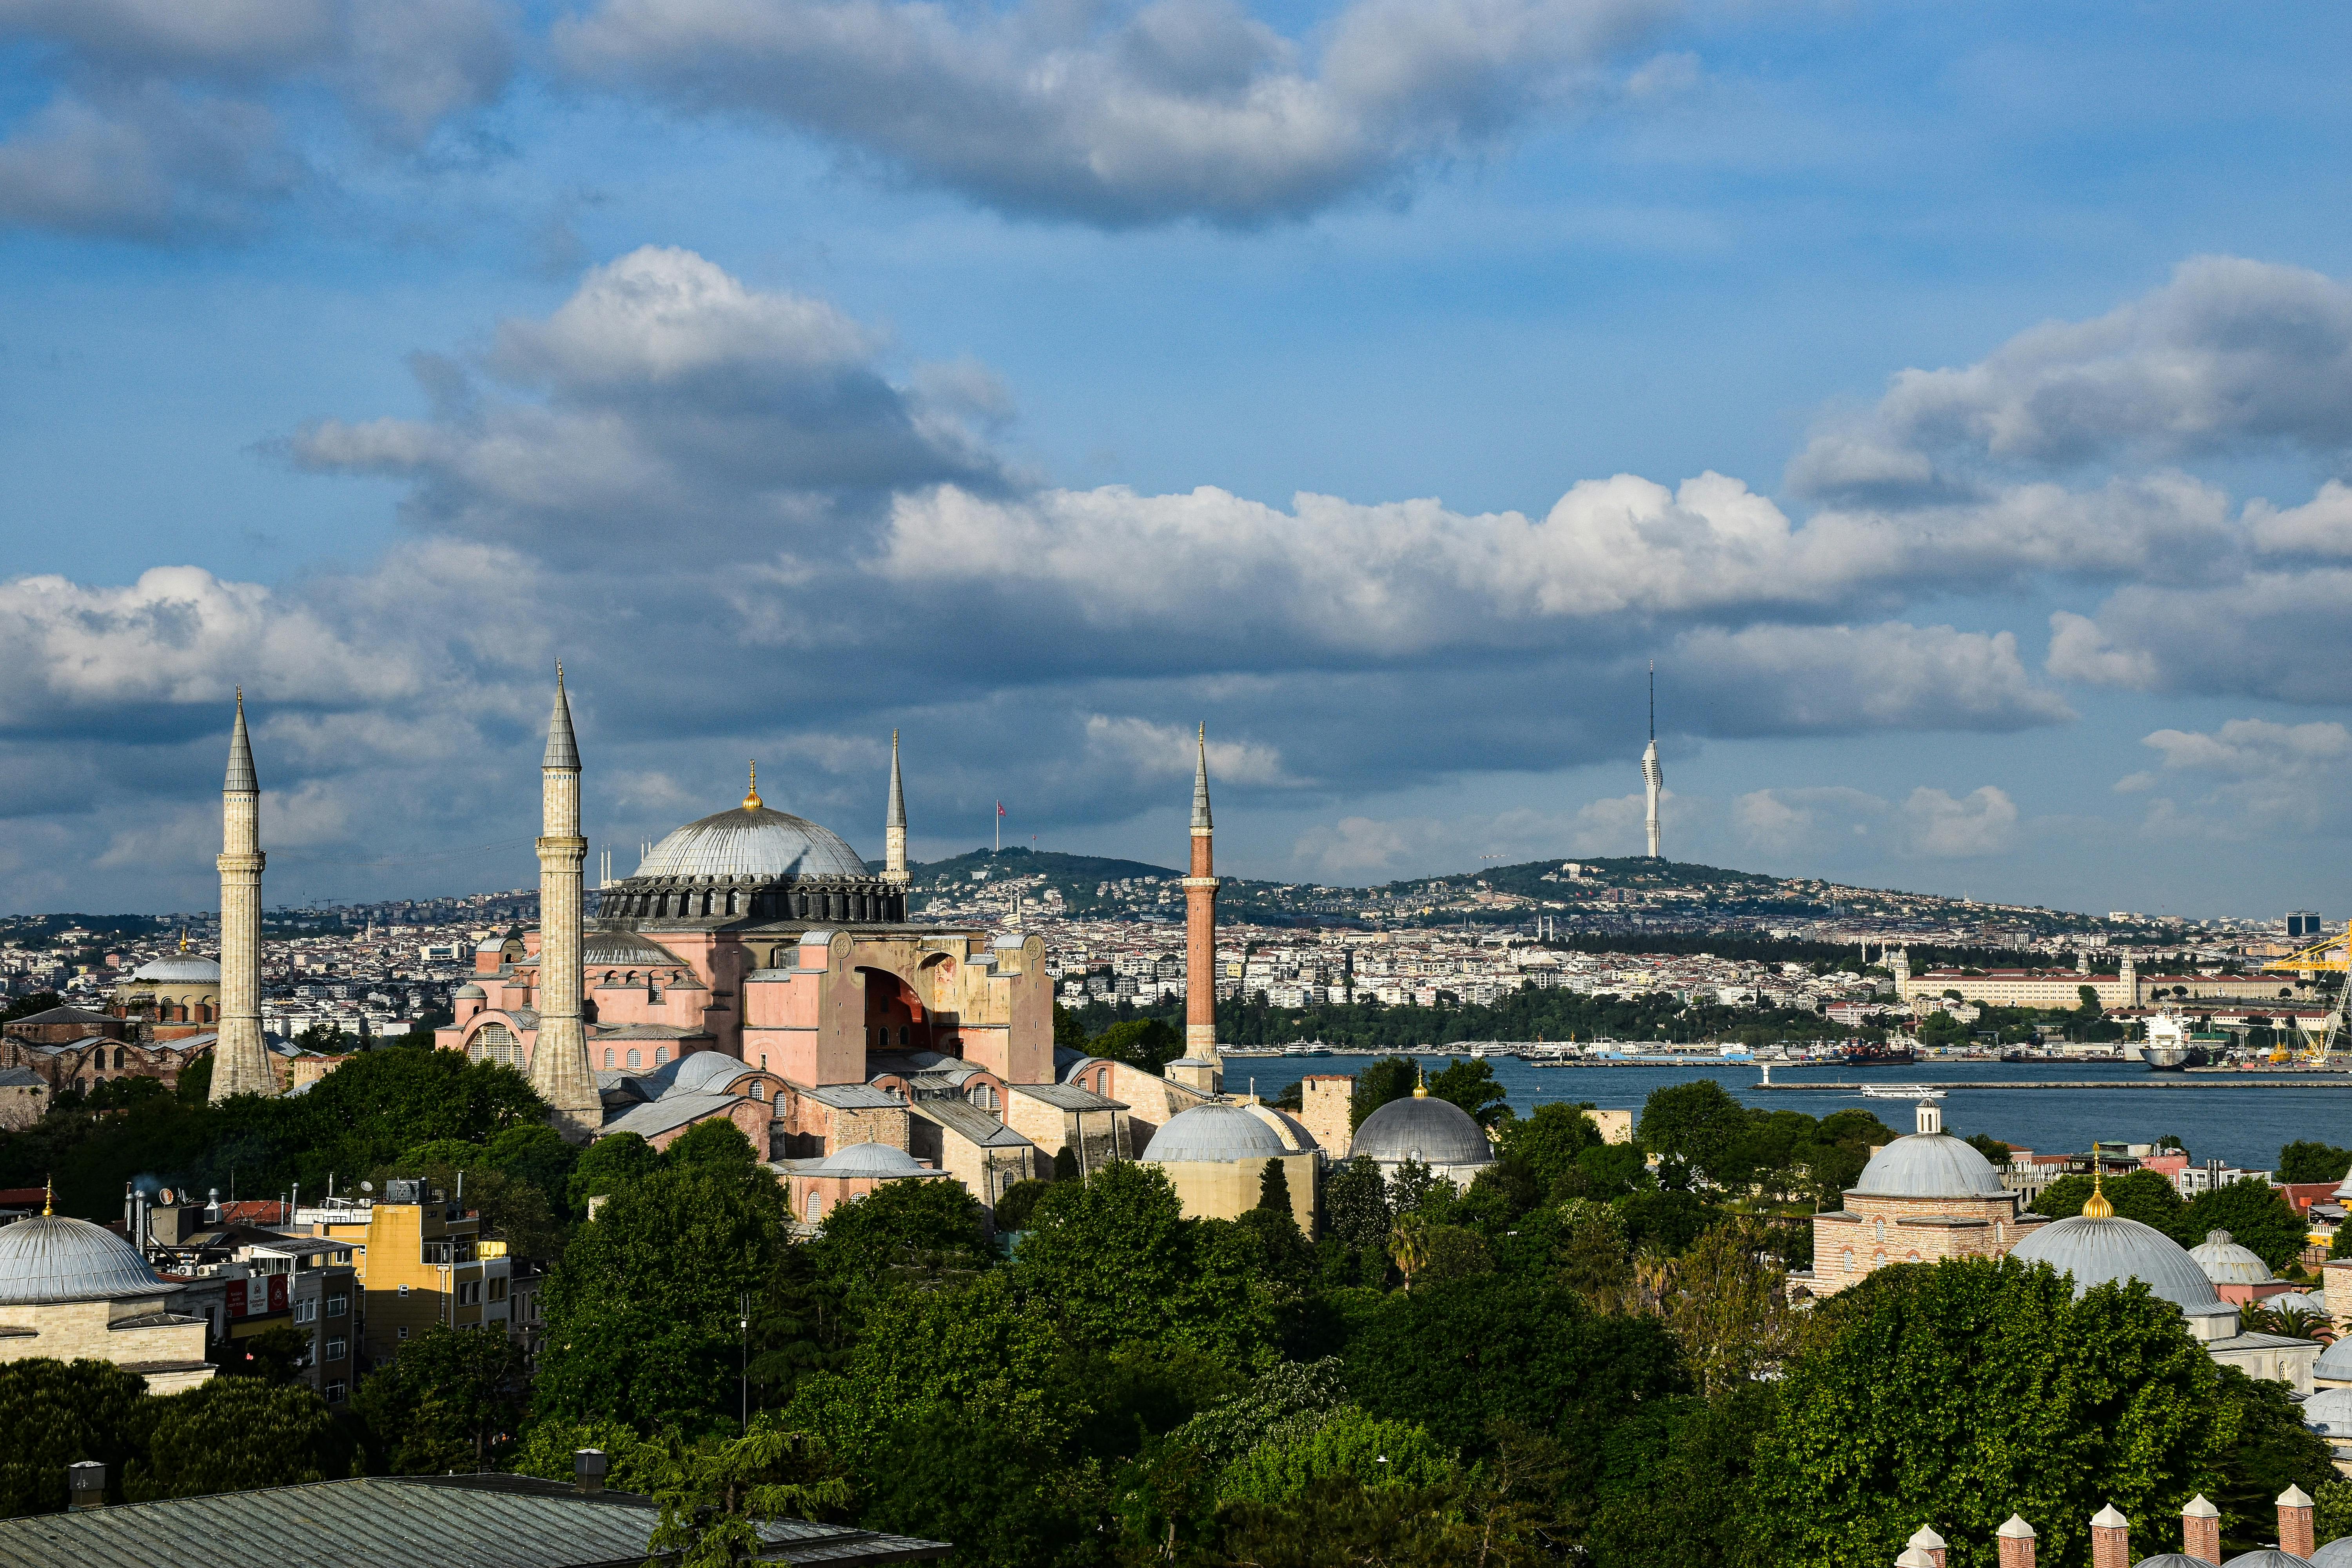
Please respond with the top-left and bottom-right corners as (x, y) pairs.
(1906, 1525), (1947, 1568)
(1997, 1515), (2037, 1568)
(67, 1461), (105, 1511)
(1896, 1550), (1935, 1568)
(2090, 1504), (2129, 1568)
(574, 1448), (608, 1495)
(2182, 1494), (2220, 1564)
(2279, 1485), (2316, 1561)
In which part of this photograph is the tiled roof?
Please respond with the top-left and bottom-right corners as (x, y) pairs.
(1008, 1082), (1126, 1112)
(0, 1472), (947, 1568)
(600, 1093), (748, 1141)
(911, 1101), (1035, 1148)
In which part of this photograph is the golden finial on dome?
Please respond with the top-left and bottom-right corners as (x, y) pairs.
(2083, 1152), (2114, 1219)
(42, 1175), (52, 1217)
(1413, 1063), (1429, 1098)
(743, 760), (762, 811)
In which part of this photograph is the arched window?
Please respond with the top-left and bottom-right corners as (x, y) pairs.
(1873, 1218), (1886, 1243)
(467, 1024), (520, 1068)
(751, 1082), (766, 1102)
(113, 1047), (126, 1069)
(727, 889), (739, 915)
(1840, 1248), (1855, 1274)
(626, 1048), (643, 1069)
(1995, 1221), (2006, 1244)
(604, 1048), (615, 1068)
(654, 1047), (670, 1065)
(898, 1025), (909, 1047)
(806, 1192), (822, 1222)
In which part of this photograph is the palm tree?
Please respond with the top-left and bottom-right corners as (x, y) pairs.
(1389, 1212), (1430, 1293)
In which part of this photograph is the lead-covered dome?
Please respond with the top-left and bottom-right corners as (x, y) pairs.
(1145, 1103), (1290, 1164)
(2309, 1539), (2352, 1568)
(2303, 1387), (2352, 1439)
(1853, 1132), (2009, 1199)
(0, 1215), (171, 1305)
(2312, 1336), (2352, 1383)
(2008, 1213), (2223, 1310)
(640, 806), (868, 881)
(131, 955), (219, 984)
(814, 1143), (938, 1179)
(2190, 1229), (2276, 1285)
(1353, 1092), (1494, 1170)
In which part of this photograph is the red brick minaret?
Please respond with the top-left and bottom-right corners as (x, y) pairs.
(1178, 725), (1223, 1091)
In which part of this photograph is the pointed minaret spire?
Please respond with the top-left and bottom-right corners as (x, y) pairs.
(883, 730), (909, 894)
(225, 687), (258, 793)
(543, 662), (580, 769)
(211, 690), (275, 1101)
(531, 665), (599, 1141)
(1191, 722), (1213, 830)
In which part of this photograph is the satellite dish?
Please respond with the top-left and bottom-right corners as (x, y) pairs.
(359, 1181), (374, 1193)
(159, 1188), (175, 1205)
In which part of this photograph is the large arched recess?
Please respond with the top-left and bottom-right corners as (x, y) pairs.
(860, 966), (934, 1054)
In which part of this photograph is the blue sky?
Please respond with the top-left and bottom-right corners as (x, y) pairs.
(3, 0), (2351, 918)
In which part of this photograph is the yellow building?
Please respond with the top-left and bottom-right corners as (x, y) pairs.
(301, 1180), (512, 1363)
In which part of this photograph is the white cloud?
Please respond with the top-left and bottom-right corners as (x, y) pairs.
(554, 0), (1679, 226)
(1733, 785), (1885, 857)
(1897, 786), (2019, 858)
(1082, 715), (1290, 786)
(1673, 622), (2072, 733)
(2125, 717), (2352, 836)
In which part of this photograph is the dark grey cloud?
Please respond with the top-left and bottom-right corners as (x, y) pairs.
(553, 0), (1681, 226)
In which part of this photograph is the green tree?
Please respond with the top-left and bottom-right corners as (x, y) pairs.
(788, 1272), (1066, 1451)
(568, 1131), (660, 1215)
(128, 1379), (343, 1500)
(537, 1155), (788, 1436)
(0, 1359), (146, 1515)
(1257, 1159), (1293, 1221)
(1426, 1059), (1510, 1129)
(1496, 1103), (1604, 1193)
(1915, 1012), (1968, 1051)
(1350, 1058), (1420, 1130)
(1661, 1218), (1799, 1397)
(2033, 1171), (2189, 1236)
(1554, 1199), (1634, 1311)
(643, 1419), (854, 1568)
(1012, 1162), (1192, 1351)
(808, 1178), (987, 1287)
(1053, 1001), (1087, 1052)
(665, 1118), (761, 1172)
(1323, 1156), (1390, 1252)
(354, 1321), (528, 1472)
(1618, 1189), (1718, 1254)
(992, 1179), (1050, 1232)
(858, 1410), (1108, 1568)
(1220, 1405), (1457, 1504)
(486, 1124), (582, 1220)
(2183, 1179), (2308, 1272)
(1637, 1080), (1749, 1185)
(2278, 1142), (2352, 1185)
(216, 1323), (315, 1384)
(1090, 1017), (1182, 1073)
(1587, 1386), (1777, 1568)
(1753, 1256), (2236, 1568)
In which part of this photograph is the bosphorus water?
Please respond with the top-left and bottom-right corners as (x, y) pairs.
(1225, 1055), (2351, 1171)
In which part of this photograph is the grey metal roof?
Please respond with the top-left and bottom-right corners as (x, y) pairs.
(1011, 1082), (1126, 1112)
(2189, 1229), (2276, 1285)
(805, 1083), (903, 1109)
(0, 1067), (43, 1088)
(1145, 1102), (1288, 1164)
(911, 1100), (1036, 1148)
(130, 956), (220, 983)
(600, 1093), (748, 1141)
(0, 1216), (173, 1305)
(2, 1005), (117, 1026)
(224, 691), (257, 794)
(0, 1473), (947, 1568)
(2314, 1335), (2352, 1381)
(2008, 1214), (2223, 1310)
(636, 806), (867, 881)
(2303, 1385), (2352, 1437)
(1851, 1132), (2009, 1200)
(2221, 1553), (2316, 1568)
(581, 927), (685, 969)
(1352, 1093), (1494, 1169)
(2310, 1538), (2352, 1568)
(813, 1143), (945, 1178)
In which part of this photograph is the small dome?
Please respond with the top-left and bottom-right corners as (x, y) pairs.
(0, 1215), (171, 1305)
(452, 984), (486, 998)
(2189, 1229), (2275, 1286)
(638, 806), (868, 882)
(1352, 1093), (1494, 1170)
(666, 1051), (750, 1095)
(2137, 1557), (2222, 1568)
(2312, 1337), (2352, 1381)
(131, 955), (220, 984)
(2271, 1290), (2327, 1316)
(2221, 1553), (2316, 1568)
(1852, 1132), (2009, 1200)
(813, 1142), (935, 1178)
(1145, 1103), (1290, 1164)
(1246, 1105), (1321, 1154)
(2009, 1214), (2223, 1310)
(2308, 1539), (2352, 1568)
(2304, 1387), (2352, 1437)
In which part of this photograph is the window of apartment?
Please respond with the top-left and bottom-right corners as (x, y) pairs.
(326, 1295), (347, 1317)
(489, 1278), (507, 1302)
(293, 1299), (317, 1323)
(456, 1280), (479, 1306)
(423, 1241), (452, 1265)
(397, 1283), (410, 1298)
(397, 1326), (410, 1341)
(325, 1381), (347, 1403)
(325, 1338), (347, 1362)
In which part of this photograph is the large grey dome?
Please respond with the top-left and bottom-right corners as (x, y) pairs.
(2189, 1229), (2275, 1285)
(1853, 1132), (2009, 1199)
(2008, 1213), (2223, 1310)
(131, 955), (220, 984)
(2222, 1553), (2316, 1568)
(639, 806), (868, 881)
(2307, 1539), (2352, 1568)
(2314, 1336), (2352, 1383)
(1353, 1093), (1494, 1169)
(2303, 1386), (2352, 1438)
(1145, 1103), (1290, 1163)
(0, 1215), (171, 1305)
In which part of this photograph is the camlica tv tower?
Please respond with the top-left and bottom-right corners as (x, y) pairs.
(1642, 661), (1663, 859)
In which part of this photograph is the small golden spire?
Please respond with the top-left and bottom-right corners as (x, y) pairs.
(1413, 1063), (1429, 1098)
(42, 1176), (52, 1217)
(2083, 1151), (2113, 1220)
(742, 760), (763, 811)
(178, 927), (189, 953)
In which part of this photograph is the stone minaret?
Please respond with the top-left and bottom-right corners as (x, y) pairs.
(210, 691), (276, 1101)
(1179, 726), (1223, 1083)
(531, 669), (601, 1141)
(1642, 661), (1664, 859)
(884, 730), (908, 889)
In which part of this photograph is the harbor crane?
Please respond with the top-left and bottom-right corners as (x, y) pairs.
(2262, 919), (2350, 1064)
